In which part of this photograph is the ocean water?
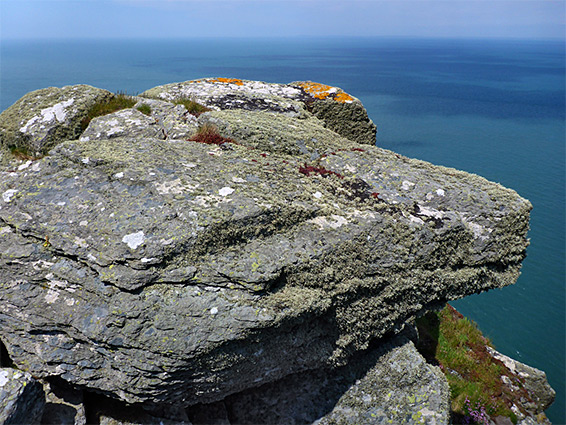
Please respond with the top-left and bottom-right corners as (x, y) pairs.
(1, 37), (564, 422)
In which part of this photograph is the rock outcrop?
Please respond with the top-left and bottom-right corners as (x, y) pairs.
(0, 85), (112, 156)
(0, 78), (547, 424)
(0, 368), (45, 424)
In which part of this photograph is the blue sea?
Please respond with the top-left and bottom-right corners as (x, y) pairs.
(1, 37), (564, 422)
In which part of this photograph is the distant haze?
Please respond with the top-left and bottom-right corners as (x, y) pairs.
(1, 0), (564, 40)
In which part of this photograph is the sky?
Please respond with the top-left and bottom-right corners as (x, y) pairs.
(0, 0), (564, 40)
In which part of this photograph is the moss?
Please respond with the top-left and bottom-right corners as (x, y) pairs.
(80, 92), (137, 131)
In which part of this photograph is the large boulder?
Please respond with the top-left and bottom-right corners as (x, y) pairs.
(0, 80), (531, 415)
(0, 85), (112, 156)
(141, 78), (377, 144)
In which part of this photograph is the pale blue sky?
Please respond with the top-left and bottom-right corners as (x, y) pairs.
(0, 0), (564, 40)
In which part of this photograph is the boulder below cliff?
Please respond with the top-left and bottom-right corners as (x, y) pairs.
(0, 78), (539, 423)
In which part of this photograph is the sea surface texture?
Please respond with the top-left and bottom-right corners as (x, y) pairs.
(1, 37), (564, 422)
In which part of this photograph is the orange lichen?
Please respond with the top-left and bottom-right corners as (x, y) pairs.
(295, 81), (354, 103)
(334, 92), (354, 103)
(207, 77), (244, 86)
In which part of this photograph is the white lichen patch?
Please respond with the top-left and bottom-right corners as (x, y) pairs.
(18, 160), (32, 171)
(0, 370), (9, 386)
(155, 179), (199, 195)
(19, 98), (74, 133)
(313, 191), (322, 199)
(308, 214), (349, 229)
(231, 176), (246, 183)
(122, 231), (145, 250)
(74, 237), (88, 248)
(45, 289), (60, 304)
(417, 206), (444, 220)
(114, 172), (124, 179)
(2, 189), (18, 203)
(218, 187), (235, 196)
(401, 181), (415, 190)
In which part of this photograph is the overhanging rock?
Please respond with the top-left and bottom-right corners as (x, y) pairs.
(0, 79), (531, 410)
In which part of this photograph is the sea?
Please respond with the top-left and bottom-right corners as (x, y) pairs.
(1, 37), (564, 422)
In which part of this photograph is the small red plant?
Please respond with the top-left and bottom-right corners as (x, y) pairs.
(299, 163), (344, 179)
(189, 124), (235, 146)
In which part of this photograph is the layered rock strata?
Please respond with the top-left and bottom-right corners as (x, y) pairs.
(0, 78), (540, 423)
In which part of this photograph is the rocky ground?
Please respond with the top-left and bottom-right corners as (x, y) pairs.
(0, 78), (552, 424)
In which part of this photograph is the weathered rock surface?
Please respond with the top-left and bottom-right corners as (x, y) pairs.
(212, 331), (450, 424)
(133, 98), (198, 140)
(487, 346), (556, 422)
(141, 78), (377, 144)
(79, 108), (165, 142)
(0, 79), (534, 422)
(0, 368), (45, 424)
(0, 85), (112, 156)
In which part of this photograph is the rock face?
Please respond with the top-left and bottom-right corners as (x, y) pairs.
(141, 78), (377, 145)
(486, 347), (556, 419)
(0, 368), (45, 424)
(0, 85), (112, 156)
(0, 78), (538, 423)
(215, 331), (450, 424)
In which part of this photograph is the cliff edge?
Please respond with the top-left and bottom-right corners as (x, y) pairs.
(0, 79), (551, 424)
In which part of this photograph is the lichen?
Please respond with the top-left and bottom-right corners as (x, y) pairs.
(294, 81), (355, 103)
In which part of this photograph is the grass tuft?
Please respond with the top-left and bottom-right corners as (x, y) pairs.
(136, 103), (152, 116)
(9, 146), (42, 161)
(416, 304), (531, 424)
(174, 97), (211, 117)
(81, 92), (137, 131)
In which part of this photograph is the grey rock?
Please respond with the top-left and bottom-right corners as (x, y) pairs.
(41, 378), (86, 425)
(217, 332), (449, 424)
(141, 78), (308, 116)
(0, 85), (112, 155)
(141, 79), (377, 144)
(133, 99), (198, 140)
(80, 108), (166, 142)
(0, 367), (45, 425)
(0, 80), (531, 412)
(487, 347), (555, 413)
(290, 81), (377, 145)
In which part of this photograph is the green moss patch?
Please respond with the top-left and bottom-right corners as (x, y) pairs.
(416, 304), (533, 424)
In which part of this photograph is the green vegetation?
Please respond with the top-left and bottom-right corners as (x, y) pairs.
(81, 92), (137, 131)
(415, 304), (530, 424)
(9, 146), (42, 161)
(136, 103), (152, 116)
(173, 97), (211, 117)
